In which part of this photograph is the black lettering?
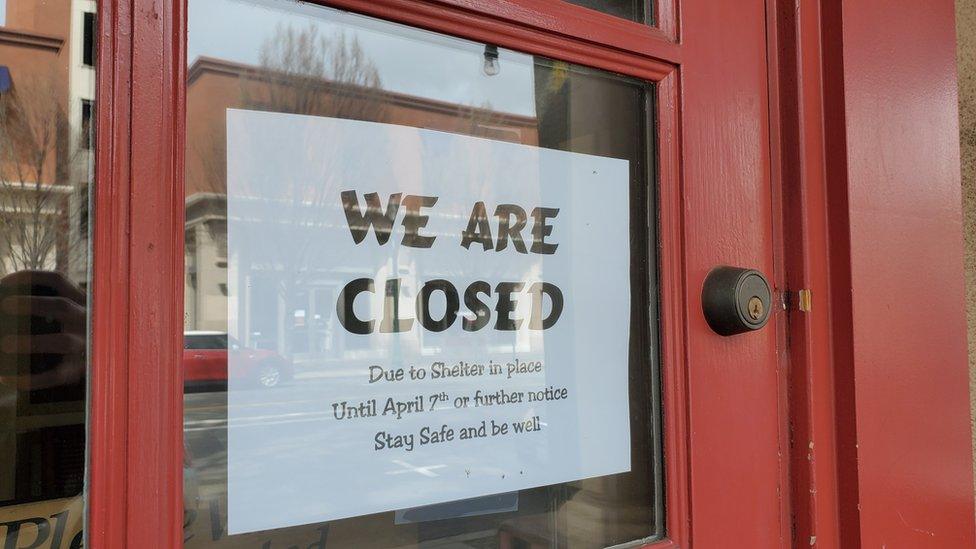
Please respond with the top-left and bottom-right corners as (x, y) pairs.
(368, 366), (384, 383)
(340, 191), (402, 245)
(49, 511), (68, 549)
(494, 204), (528, 253)
(417, 280), (459, 332)
(462, 281), (492, 331)
(400, 195), (438, 248)
(1, 517), (50, 549)
(379, 278), (414, 333)
(528, 282), (564, 329)
(336, 278), (375, 334)
(494, 282), (524, 330)
(460, 202), (494, 251)
(529, 207), (559, 254)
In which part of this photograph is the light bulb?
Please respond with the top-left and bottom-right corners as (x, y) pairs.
(482, 45), (500, 76)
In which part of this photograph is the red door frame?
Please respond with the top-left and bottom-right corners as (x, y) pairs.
(767, 1), (853, 546)
(768, 0), (976, 547)
(824, 0), (976, 546)
(89, 0), (186, 546)
(86, 0), (976, 547)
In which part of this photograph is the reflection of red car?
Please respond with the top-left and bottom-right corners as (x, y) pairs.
(183, 331), (292, 388)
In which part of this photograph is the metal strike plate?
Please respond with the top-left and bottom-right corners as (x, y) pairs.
(701, 266), (772, 336)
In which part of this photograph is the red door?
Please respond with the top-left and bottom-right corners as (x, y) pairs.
(82, 0), (976, 548)
(89, 0), (788, 547)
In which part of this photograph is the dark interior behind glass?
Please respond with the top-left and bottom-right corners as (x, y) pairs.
(562, 0), (649, 24)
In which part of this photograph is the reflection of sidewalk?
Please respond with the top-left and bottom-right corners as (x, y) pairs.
(290, 348), (538, 382)
(293, 368), (364, 380)
(291, 356), (374, 381)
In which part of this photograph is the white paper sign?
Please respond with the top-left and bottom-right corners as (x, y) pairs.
(226, 109), (632, 534)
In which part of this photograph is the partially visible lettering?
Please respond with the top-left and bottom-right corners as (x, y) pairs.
(336, 278), (564, 334)
(340, 191), (439, 248)
(0, 500), (83, 549)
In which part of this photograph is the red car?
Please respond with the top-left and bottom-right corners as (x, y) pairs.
(183, 331), (292, 389)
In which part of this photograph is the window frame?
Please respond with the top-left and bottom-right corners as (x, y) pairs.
(91, 1), (683, 548)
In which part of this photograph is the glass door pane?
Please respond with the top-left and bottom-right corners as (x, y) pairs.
(0, 1), (96, 546)
(184, 1), (661, 547)
(562, 0), (649, 24)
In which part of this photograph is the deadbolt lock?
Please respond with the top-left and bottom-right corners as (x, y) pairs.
(702, 266), (772, 336)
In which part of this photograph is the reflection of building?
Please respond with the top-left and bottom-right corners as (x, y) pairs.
(184, 56), (539, 360)
(0, 0), (95, 508)
(0, 0), (95, 284)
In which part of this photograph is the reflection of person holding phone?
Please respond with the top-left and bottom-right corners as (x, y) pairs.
(0, 270), (87, 393)
(0, 270), (197, 544)
(0, 269), (87, 510)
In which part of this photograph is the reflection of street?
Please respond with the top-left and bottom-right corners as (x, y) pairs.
(184, 377), (355, 488)
(181, 366), (556, 547)
(183, 380), (560, 549)
(184, 383), (339, 548)
(186, 385), (330, 435)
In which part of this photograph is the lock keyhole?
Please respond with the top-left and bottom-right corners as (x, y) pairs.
(748, 296), (764, 321)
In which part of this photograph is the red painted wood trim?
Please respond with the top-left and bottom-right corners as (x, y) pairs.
(397, 0), (680, 54)
(88, 0), (186, 546)
(679, 0), (788, 546)
(768, 1), (848, 547)
(653, 0), (678, 42)
(655, 69), (692, 548)
(764, 5), (797, 547)
(820, 2), (863, 545)
(824, 0), (976, 546)
(88, 0), (131, 545)
(124, 0), (186, 544)
(320, 0), (679, 76)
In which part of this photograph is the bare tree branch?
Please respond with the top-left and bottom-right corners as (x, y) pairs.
(0, 70), (80, 276)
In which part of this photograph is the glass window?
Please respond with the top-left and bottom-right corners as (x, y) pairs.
(82, 13), (96, 68)
(185, 334), (229, 350)
(0, 2), (95, 546)
(80, 100), (93, 150)
(184, 1), (662, 547)
(563, 0), (649, 24)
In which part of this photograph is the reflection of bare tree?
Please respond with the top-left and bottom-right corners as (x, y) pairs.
(464, 100), (523, 143)
(186, 24), (540, 352)
(0, 72), (79, 275)
(187, 25), (390, 347)
(192, 24), (388, 197)
(250, 24), (385, 121)
(241, 26), (391, 353)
